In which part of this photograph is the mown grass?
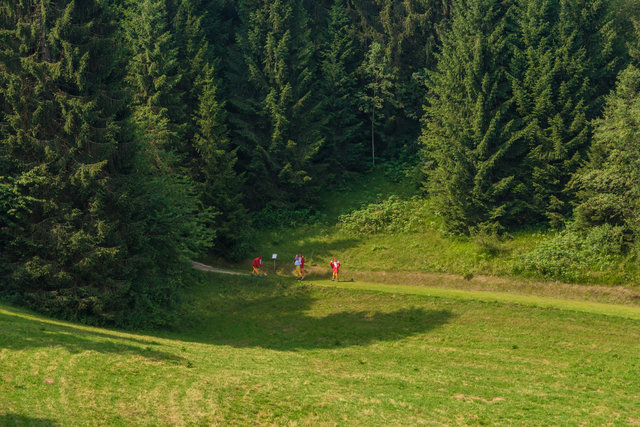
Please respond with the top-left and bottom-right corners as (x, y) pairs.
(2, 272), (640, 425)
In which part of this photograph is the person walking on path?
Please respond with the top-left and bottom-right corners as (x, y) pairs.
(300, 254), (306, 281)
(294, 254), (303, 280)
(251, 255), (263, 277)
(330, 257), (340, 282)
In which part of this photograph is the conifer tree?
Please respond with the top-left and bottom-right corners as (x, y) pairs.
(171, 0), (248, 257)
(571, 65), (640, 244)
(0, 0), (128, 321)
(359, 41), (396, 168)
(319, 0), (365, 173)
(236, 0), (324, 207)
(123, 0), (186, 167)
(193, 64), (248, 259)
(421, 0), (525, 233)
(0, 0), (212, 326)
(571, 18), (640, 241)
(510, 0), (624, 226)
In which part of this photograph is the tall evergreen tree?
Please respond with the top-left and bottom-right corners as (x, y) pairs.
(348, 0), (454, 157)
(359, 41), (396, 168)
(420, 0), (526, 233)
(0, 0), (127, 320)
(123, 0), (186, 168)
(193, 63), (248, 259)
(571, 65), (640, 243)
(319, 0), (365, 173)
(171, 0), (248, 257)
(236, 0), (324, 207)
(0, 0), (212, 326)
(510, 0), (624, 226)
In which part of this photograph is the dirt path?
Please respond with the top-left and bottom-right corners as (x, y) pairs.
(191, 261), (245, 275)
(192, 260), (640, 307)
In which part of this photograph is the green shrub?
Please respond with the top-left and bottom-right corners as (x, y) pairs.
(338, 196), (432, 235)
(518, 224), (627, 282)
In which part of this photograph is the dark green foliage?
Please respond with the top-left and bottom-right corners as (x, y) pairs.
(123, 0), (186, 163)
(510, 0), (593, 226)
(318, 0), (366, 173)
(171, 0), (250, 259)
(572, 65), (640, 243)
(349, 0), (453, 157)
(422, 0), (629, 233)
(519, 65), (640, 283)
(0, 0), (212, 327)
(234, 0), (324, 208)
(359, 41), (397, 168)
(193, 64), (249, 260)
(252, 203), (320, 229)
(0, 0), (131, 322)
(421, 0), (525, 233)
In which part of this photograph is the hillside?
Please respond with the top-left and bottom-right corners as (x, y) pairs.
(1, 272), (640, 425)
(212, 166), (640, 292)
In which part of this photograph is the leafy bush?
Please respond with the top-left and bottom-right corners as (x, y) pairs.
(338, 196), (432, 235)
(518, 224), (627, 282)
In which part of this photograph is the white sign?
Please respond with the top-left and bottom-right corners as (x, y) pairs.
(272, 254), (277, 259)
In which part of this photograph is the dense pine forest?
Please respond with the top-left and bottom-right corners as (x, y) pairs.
(1, 0), (640, 327)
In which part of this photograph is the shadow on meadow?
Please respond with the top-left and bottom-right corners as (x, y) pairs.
(0, 308), (184, 364)
(175, 276), (454, 351)
(0, 414), (60, 426)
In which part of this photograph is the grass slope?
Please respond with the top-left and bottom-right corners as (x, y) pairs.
(239, 166), (640, 287)
(2, 272), (639, 425)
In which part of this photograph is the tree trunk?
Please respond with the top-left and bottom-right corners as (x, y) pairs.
(371, 106), (375, 168)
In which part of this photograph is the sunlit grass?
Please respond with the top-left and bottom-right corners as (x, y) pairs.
(2, 272), (640, 425)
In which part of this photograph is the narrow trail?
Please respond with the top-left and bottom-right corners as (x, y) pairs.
(191, 261), (245, 275)
(191, 260), (640, 320)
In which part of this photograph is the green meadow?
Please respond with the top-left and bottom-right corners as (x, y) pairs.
(2, 273), (639, 426)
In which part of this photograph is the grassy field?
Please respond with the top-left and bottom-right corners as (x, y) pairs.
(2, 272), (640, 425)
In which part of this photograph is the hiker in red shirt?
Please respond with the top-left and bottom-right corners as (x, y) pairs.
(300, 254), (306, 281)
(251, 255), (263, 277)
(330, 257), (340, 282)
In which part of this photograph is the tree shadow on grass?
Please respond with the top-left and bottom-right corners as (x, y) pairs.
(0, 413), (60, 426)
(0, 308), (184, 364)
(172, 276), (454, 351)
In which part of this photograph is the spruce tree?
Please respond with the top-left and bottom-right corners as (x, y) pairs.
(510, 0), (624, 226)
(0, 0), (213, 327)
(359, 41), (396, 168)
(171, 0), (248, 257)
(193, 64), (248, 259)
(319, 0), (365, 174)
(123, 0), (186, 167)
(420, 0), (525, 233)
(571, 65), (640, 243)
(0, 0), (131, 322)
(236, 0), (324, 207)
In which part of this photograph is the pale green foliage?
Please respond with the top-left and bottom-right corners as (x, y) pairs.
(339, 196), (432, 235)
